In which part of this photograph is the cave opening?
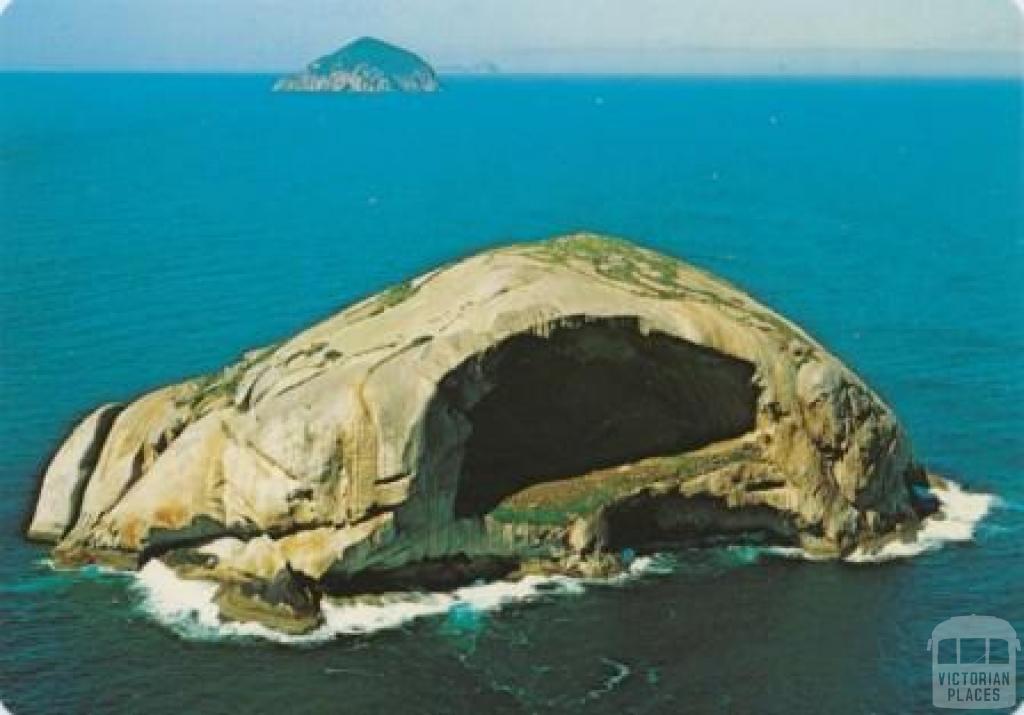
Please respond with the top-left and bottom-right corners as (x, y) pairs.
(442, 317), (759, 518)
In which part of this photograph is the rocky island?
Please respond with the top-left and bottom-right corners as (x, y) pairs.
(273, 37), (439, 93)
(27, 235), (935, 633)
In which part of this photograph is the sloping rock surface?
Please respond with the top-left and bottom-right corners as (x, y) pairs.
(273, 37), (439, 93)
(29, 235), (923, 630)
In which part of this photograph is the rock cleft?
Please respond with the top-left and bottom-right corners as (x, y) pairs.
(27, 234), (929, 632)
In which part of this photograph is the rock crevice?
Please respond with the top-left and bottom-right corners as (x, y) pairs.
(28, 234), (925, 632)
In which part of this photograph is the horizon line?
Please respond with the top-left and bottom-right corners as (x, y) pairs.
(1, 67), (1021, 80)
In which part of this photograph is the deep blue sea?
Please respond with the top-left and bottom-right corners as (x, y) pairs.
(0, 74), (1022, 714)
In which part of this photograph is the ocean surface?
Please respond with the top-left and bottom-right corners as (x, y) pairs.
(0, 74), (1021, 714)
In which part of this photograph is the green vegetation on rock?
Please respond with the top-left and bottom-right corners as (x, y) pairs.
(274, 37), (440, 93)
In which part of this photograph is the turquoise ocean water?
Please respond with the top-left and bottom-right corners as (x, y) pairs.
(0, 74), (1022, 713)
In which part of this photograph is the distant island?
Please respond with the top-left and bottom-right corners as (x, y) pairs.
(438, 60), (501, 75)
(273, 37), (440, 93)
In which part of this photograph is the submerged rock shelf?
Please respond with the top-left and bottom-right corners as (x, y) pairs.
(27, 234), (929, 633)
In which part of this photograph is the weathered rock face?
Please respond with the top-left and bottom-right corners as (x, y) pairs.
(26, 403), (122, 541)
(28, 235), (925, 631)
(273, 37), (439, 93)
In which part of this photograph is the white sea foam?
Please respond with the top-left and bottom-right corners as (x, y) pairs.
(846, 481), (998, 563)
(588, 552), (677, 584)
(37, 557), (125, 576)
(760, 480), (998, 564)
(626, 553), (675, 575)
(761, 545), (834, 562)
(581, 658), (632, 703)
(130, 545), (684, 643)
(131, 560), (594, 644)
(130, 481), (997, 642)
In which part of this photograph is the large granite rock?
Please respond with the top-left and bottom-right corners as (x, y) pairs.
(273, 37), (439, 93)
(28, 235), (927, 631)
(26, 403), (122, 541)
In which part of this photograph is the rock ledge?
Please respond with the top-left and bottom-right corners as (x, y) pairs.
(28, 235), (928, 632)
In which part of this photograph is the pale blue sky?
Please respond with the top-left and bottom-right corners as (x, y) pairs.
(0, 0), (1021, 74)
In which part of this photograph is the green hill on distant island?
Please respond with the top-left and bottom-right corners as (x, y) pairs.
(274, 37), (440, 93)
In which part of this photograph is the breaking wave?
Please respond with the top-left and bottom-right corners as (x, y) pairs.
(127, 482), (997, 642)
(764, 480), (999, 564)
(130, 557), (668, 645)
(845, 481), (999, 563)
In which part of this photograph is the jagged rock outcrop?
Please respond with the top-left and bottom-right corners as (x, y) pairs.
(27, 403), (122, 541)
(28, 235), (927, 632)
(273, 37), (439, 93)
